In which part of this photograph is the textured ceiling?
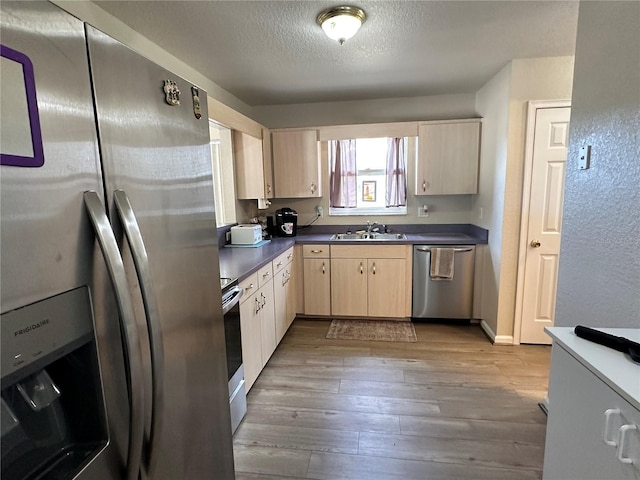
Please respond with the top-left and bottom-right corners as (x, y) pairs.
(94, 1), (579, 106)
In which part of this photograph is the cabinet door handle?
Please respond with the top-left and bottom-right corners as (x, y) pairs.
(603, 408), (621, 446)
(266, 183), (272, 194)
(359, 262), (364, 274)
(322, 261), (325, 274)
(616, 424), (638, 464)
(310, 183), (316, 194)
(422, 179), (427, 192)
(255, 297), (261, 314)
(372, 262), (376, 275)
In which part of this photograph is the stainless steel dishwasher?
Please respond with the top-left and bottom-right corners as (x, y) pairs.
(412, 245), (475, 319)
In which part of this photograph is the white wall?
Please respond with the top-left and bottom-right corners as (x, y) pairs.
(252, 94), (477, 129)
(473, 63), (512, 338)
(555, 1), (640, 328)
(474, 56), (574, 340)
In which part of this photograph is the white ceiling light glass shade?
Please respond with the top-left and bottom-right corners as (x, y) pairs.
(316, 6), (366, 45)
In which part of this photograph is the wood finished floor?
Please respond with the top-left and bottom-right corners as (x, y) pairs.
(233, 319), (551, 480)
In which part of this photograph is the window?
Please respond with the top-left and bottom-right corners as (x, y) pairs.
(329, 137), (408, 216)
(209, 121), (236, 226)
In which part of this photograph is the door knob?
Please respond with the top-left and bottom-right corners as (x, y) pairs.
(530, 239), (541, 248)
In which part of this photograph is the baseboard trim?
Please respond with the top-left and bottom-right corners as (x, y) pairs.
(539, 396), (550, 416)
(480, 320), (514, 345)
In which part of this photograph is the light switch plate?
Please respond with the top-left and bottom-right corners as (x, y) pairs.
(579, 146), (591, 170)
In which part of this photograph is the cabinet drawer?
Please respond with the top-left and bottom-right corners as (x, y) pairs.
(273, 246), (294, 274)
(331, 244), (406, 259)
(303, 244), (330, 258)
(239, 272), (258, 302)
(257, 262), (273, 288)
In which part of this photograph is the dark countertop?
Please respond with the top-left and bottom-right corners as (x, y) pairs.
(218, 223), (488, 283)
(218, 237), (296, 282)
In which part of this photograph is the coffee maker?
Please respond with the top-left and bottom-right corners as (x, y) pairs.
(275, 208), (298, 237)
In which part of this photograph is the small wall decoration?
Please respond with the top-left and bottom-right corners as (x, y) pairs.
(362, 181), (376, 202)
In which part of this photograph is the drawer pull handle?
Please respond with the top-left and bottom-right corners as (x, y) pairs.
(277, 261), (282, 267)
(310, 249), (323, 254)
(603, 408), (621, 446)
(287, 253), (293, 260)
(616, 424), (638, 464)
(246, 283), (255, 291)
(263, 271), (270, 278)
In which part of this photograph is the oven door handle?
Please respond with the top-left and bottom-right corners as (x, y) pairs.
(222, 286), (244, 315)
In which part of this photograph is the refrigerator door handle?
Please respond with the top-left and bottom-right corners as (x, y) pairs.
(113, 189), (164, 475)
(83, 191), (144, 480)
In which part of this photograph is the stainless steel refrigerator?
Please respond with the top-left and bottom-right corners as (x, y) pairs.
(1, 2), (235, 479)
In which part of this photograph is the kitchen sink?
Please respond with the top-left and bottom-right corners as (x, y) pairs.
(330, 232), (407, 241)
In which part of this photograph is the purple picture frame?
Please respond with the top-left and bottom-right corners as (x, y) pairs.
(1, 44), (44, 167)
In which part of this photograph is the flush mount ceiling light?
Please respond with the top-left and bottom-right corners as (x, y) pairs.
(316, 5), (366, 45)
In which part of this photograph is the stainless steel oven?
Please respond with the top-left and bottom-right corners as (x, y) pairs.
(221, 278), (246, 433)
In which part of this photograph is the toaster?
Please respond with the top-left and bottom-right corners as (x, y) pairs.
(230, 224), (262, 245)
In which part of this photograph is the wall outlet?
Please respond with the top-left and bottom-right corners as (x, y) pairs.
(315, 205), (324, 217)
(418, 205), (429, 217)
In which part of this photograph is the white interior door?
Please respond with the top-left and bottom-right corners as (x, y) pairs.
(520, 106), (571, 344)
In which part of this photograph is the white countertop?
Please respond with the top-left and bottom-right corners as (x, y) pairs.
(545, 327), (640, 410)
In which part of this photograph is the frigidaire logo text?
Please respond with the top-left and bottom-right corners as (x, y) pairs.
(14, 318), (50, 336)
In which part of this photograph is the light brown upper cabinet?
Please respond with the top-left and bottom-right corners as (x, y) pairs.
(416, 120), (481, 195)
(271, 129), (321, 198)
(233, 129), (273, 199)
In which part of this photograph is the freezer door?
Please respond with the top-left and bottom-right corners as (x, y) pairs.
(1, 2), (137, 479)
(0, 1), (102, 312)
(86, 27), (235, 479)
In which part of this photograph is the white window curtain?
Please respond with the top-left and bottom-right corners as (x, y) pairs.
(329, 139), (357, 208)
(385, 137), (407, 207)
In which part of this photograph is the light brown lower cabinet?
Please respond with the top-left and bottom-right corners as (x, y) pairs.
(302, 245), (331, 316)
(330, 245), (407, 318)
(273, 247), (296, 343)
(239, 263), (275, 391)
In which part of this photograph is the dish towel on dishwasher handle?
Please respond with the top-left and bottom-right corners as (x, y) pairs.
(430, 248), (455, 281)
